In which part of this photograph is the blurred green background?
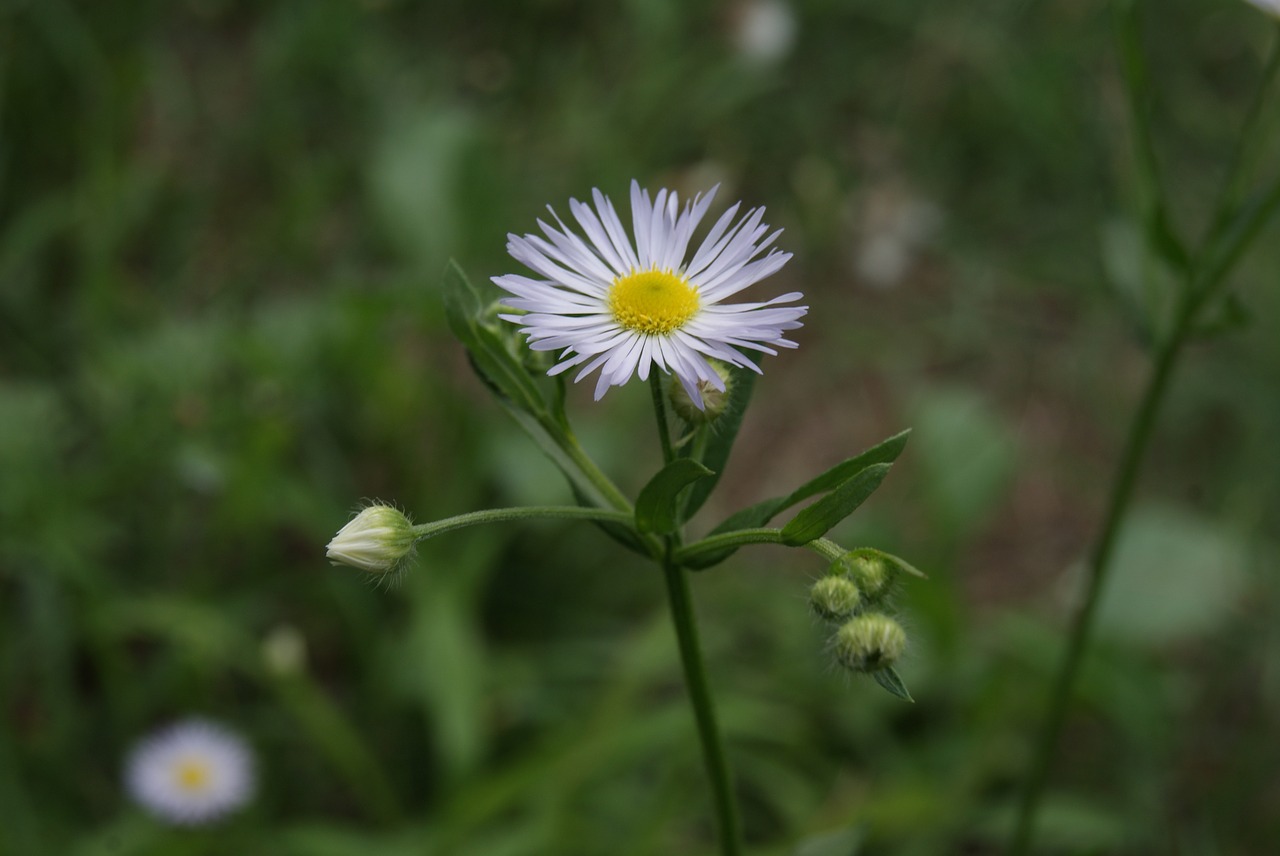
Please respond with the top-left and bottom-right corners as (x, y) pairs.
(3, 0), (1279, 853)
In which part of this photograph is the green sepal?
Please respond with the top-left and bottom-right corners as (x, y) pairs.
(684, 430), (911, 570)
(679, 366), (756, 520)
(636, 459), (715, 534)
(848, 546), (928, 580)
(872, 666), (914, 702)
(780, 463), (891, 546)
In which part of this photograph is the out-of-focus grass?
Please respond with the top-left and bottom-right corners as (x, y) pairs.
(2, 0), (1279, 853)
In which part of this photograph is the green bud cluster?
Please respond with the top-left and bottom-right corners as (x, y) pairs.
(809, 553), (908, 676)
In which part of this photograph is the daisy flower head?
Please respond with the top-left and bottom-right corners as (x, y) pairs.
(125, 718), (254, 825)
(493, 180), (807, 408)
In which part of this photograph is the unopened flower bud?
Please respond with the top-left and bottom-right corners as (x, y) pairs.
(326, 504), (416, 575)
(809, 575), (861, 622)
(833, 612), (906, 673)
(841, 554), (892, 602)
(669, 361), (734, 423)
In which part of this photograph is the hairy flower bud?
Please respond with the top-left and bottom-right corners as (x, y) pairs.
(326, 504), (416, 575)
(833, 612), (906, 673)
(809, 575), (861, 622)
(668, 361), (734, 423)
(843, 554), (892, 602)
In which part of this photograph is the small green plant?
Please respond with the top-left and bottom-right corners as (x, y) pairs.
(327, 181), (922, 855)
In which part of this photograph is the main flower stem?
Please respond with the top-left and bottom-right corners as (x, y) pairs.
(1009, 317), (1187, 854)
(660, 553), (744, 856)
(649, 372), (743, 856)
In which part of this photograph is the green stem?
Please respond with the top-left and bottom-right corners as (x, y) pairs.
(674, 529), (845, 565)
(412, 506), (637, 541)
(648, 372), (742, 853)
(1009, 315), (1189, 854)
(558, 432), (635, 513)
(660, 553), (743, 856)
(650, 372), (676, 466)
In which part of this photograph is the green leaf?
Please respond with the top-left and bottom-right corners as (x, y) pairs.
(685, 430), (911, 571)
(680, 366), (756, 520)
(781, 463), (891, 546)
(871, 666), (913, 702)
(443, 261), (544, 417)
(636, 459), (714, 534)
(780, 429), (911, 509)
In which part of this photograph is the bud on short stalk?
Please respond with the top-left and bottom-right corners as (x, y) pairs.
(669, 361), (734, 423)
(809, 575), (861, 622)
(326, 504), (416, 575)
(842, 554), (893, 602)
(834, 612), (906, 673)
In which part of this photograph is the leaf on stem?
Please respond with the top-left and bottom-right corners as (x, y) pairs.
(443, 261), (545, 417)
(780, 463), (891, 546)
(872, 666), (914, 702)
(680, 366), (757, 520)
(684, 430), (911, 570)
(636, 459), (715, 534)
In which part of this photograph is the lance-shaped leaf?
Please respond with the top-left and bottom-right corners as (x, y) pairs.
(680, 367), (756, 520)
(780, 463), (891, 546)
(636, 459), (714, 534)
(779, 429), (910, 509)
(443, 261), (545, 418)
(684, 430), (910, 570)
(872, 666), (913, 702)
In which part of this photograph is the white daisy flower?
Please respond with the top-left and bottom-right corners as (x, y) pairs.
(1244, 0), (1280, 17)
(493, 180), (807, 408)
(125, 719), (254, 825)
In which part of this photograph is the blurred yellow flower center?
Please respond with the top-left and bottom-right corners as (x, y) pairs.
(608, 270), (699, 335)
(173, 757), (212, 792)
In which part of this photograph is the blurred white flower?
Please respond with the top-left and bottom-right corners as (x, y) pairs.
(731, 0), (798, 65)
(125, 719), (254, 825)
(850, 183), (943, 289)
(262, 624), (308, 676)
(1244, 0), (1280, 18)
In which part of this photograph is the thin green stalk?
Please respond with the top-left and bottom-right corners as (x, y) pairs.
(660, 554), (743, 856)
(675, 529), (845, 565)
(412, 506), (638, 541)
(557, 431), (636, 513)
(1012, 17), (1280, 854)
(1009, 314), (1189, 854)
(650, 372), (676, 467)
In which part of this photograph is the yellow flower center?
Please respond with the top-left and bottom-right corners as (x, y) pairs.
(608, 269), (699, 335)
(173, 757), (212, 793)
